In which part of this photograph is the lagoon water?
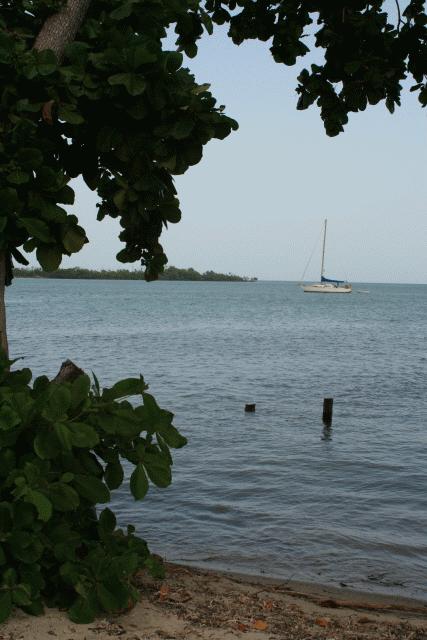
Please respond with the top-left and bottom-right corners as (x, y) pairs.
(8, 279), (427, 599)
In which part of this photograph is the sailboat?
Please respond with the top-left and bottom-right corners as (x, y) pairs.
(302, 219), (352, 293)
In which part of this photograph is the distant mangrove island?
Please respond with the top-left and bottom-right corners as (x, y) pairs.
(14, 266), (258, 282)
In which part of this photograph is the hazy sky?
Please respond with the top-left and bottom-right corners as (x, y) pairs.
(44, 24), (427, 283)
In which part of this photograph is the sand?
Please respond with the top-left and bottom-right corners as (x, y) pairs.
(1, 563), (426, 640)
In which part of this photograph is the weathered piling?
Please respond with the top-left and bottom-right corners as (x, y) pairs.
(322, 398), (333, 425)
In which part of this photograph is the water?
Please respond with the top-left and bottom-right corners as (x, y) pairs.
(7, 279), (427, 600)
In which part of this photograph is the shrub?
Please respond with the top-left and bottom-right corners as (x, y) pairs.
(0, 352), (186, 623)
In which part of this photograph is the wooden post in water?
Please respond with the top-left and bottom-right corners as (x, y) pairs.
(322, 398), (333, 425)
(245, 403), (256, 412)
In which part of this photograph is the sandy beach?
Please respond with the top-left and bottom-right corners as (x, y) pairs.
(1, 563), (426, 640)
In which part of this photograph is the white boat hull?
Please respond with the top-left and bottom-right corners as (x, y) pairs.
(302, 283), (352, 294)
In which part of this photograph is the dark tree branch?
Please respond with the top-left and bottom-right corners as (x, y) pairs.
(395, 0), (402, 32)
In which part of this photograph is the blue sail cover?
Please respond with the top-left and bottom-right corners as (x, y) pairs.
(321, 275), (345, 284)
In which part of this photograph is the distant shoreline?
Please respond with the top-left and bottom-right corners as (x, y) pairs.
(14, 266), (258, 283)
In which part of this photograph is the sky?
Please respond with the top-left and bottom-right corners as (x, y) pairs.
(44, 22), (427, 283)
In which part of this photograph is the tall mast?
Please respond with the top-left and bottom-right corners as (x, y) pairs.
(320, 218), (327, 279)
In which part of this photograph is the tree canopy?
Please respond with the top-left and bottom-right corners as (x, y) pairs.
(0, 0), (426, 286)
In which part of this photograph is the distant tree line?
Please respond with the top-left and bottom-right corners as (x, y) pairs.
(14, 266), (257, 282)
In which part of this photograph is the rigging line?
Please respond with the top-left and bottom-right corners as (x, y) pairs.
(298, 225), (323, 286)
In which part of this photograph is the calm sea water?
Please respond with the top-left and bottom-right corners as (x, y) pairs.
(7, 279), (427, 599)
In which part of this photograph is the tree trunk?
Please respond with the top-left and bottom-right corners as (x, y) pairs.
(33, 0), (92, 61)
(0, 254), (9, 358)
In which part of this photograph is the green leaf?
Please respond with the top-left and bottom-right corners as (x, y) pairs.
(18, 564), (44, 594)
(68, 422), (99, 448)
(35, 49), (58, 76)
(45, 385), (71, 420)
(12, 503), (34, 528)
(192, 83), (211, 96)
(104, 461), (124, 490)
(103, 377), (146, 400)
(97, 408), (141, 438)
(132, 45), (157, 68)
(36, 244), (62, 271)
(20, 217), (52, 242)
(56, 185), (75, 205)
(113, 189), (127, 210)
(161, 204), (181, 223)
(200, 8), (213, 35)
(110, 552), (139, 577)
(9, 531), (43, 563)
(26, 490), (52, 522)
(11, 247), (29, 266)
(58, 105), (85, 124)
(108, 73), (147, 96)
(164, 51), (183, 73)
(344, 60), (361, 74)
(12, 585), (32, 607)
(110, 0), (137, 20)
(73, 475), (110, 504)
(49, 482), (80, 511)
(171, 118), (194, 140)
(39, 204), (67, 223)
(5, 367), (32, 387)
(16, 148), (43, 169)
(0, 188), (19, 213)
(144, 554), (165, 579)
(34, 430), (60, 459)
(71, 374), (91, 408)
(78, 450), (103, 476)
(7, 169), (30, 185)
(62, 227), (87, 253)
(21, 599), (44, 616)
(68, 596), (97, 624)
(54, 423), (73, 451)
(130, 463), (149, 500)
(0, 449), (15, 476)
(160, 425), (187, 449)
(99, 579), (133, 609)
(2, 568), (17, 587)
(0, 404), (20, 430)
(0, 592), (12, 623)
(143, 450), (171, 488)
(96, 583), (122, 612)
(0, 504), (13, 535)
(98, 507), (116, 533)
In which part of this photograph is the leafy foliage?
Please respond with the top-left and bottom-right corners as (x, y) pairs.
(205, 0), (427, 136)
(2, 2), (426, 284)
(0, 0), (238, 284)
(0, 352), (187, 623)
